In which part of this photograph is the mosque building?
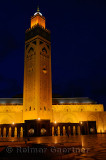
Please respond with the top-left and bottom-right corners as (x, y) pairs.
(0, 7), (106, 138)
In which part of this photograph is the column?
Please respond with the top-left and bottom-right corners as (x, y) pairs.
(77, 126), (81, 135)
(63, 126), (66, 136)
(3, 127), (6, 137)
(68, 126), (71, 135)
(73, 126), (75, 135)
(58, 126), (60, 136)
(20, 127), (23, 138)
(8, 127), (12, 137)
(14, 127), (17, 138)
(52, 126), (54, 136)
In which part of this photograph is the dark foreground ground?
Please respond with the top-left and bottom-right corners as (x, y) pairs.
(0, 134), (106, 160)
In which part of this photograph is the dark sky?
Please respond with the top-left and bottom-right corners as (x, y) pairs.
(0, 0), (106, 110)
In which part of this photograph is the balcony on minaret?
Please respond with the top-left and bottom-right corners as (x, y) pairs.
(31, 8), (46, 29)
(25, 7), (50, 42)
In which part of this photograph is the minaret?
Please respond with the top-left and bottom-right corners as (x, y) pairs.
(23, 7), (52, 121)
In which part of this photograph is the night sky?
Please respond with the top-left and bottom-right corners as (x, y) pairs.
(0, 0), (106, 110)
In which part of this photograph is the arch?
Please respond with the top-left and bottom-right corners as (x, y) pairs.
(0, 115), (13, 124)
(61, 113), (77, 123)
(64, 106), (71, 112)
(95, 108), (97, 111)
(28, 47), (34, 53)
(42, 47), (47, 54)
(87, 115), (97, 134)
(87, 115), (97, 121)
(26, 43), (36, 58)
(65, 118), (73, 123)
(26, 42), (36, 51)
(3, 107), (10, 112)
(78, 107), (84, 112)
(39, 43), (49, 55)
(29, 106), (31, 111)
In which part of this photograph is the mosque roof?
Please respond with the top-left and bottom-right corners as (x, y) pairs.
(52, 97), (97, 105)
(0, 97), (97, 105)
(0, 98), (23, 105)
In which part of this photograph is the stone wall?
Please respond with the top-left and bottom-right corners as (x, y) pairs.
(0, 105), (23, 124)
(52, 105), (106, 133)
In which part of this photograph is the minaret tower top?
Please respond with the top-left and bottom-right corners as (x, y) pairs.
(31, 6), (46, 29)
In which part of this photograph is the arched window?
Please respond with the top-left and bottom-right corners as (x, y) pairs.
(44, 106), (46, 111)
(42, 47), (47, 54)
(29, 106), (31, 111)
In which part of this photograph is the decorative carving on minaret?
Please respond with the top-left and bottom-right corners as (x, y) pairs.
(23, 7), (52, 120)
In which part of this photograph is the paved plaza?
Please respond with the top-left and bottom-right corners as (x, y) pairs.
(0, 134), (106, 159)
(26, 134), (106, 160)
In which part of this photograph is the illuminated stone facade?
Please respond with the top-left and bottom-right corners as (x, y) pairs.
(0, 8), (106, 137)
(0, 98), (23, 125)
(23, 10), (52, 121)
(52, 98), (106, 133)
(52, 106), (106, 133)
